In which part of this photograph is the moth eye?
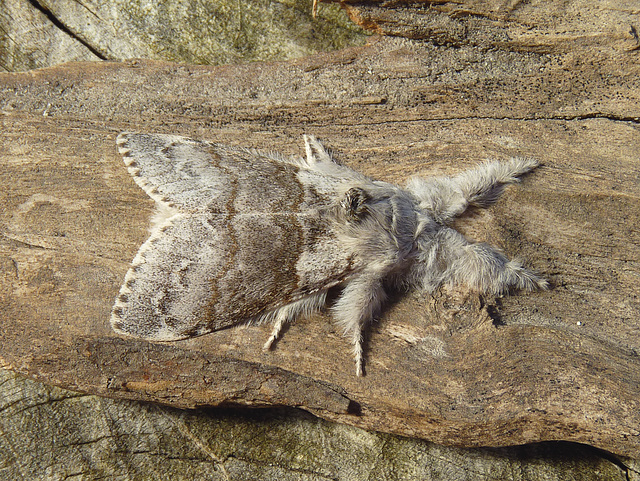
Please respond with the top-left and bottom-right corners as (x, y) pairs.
(341, 187), (370, 221)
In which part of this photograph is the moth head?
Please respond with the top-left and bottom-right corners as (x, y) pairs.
(340, 187), (370, 221)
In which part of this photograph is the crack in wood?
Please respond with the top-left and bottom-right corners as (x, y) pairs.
(25, 0), (109, 61)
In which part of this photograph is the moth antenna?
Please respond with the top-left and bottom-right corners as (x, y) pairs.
(304, 134), (333, 164)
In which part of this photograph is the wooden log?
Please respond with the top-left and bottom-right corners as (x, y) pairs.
(1, 1), (639, 458)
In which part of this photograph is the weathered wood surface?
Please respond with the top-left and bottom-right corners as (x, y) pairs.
(1, 0), (639, 460)
(4, 369), (636, 481)
(338, 0), (638, 54)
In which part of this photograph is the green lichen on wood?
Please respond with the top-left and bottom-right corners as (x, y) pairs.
(119, 0), (369, 64)
(0, 370), (631, 480)
(0, 0), (369, 71)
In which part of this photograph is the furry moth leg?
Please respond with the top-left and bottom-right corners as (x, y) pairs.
(453, 157), (540, 208)
(332, 277), (387, 377)
(408, 157), (539, 222)
(263, 311), (288, 351)
(262, 292), (328, 351)
(438, 227), (549, 294)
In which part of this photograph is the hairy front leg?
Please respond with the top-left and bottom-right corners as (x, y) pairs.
(436, 227), (548, 294)
(331, 277), (387, 376)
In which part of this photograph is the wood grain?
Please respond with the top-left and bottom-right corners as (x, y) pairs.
(1, 2), (639, 457)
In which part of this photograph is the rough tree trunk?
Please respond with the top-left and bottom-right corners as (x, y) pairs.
(1, 0), (639, 478)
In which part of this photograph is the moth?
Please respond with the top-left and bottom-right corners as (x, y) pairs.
(111, 133), (547, 376)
